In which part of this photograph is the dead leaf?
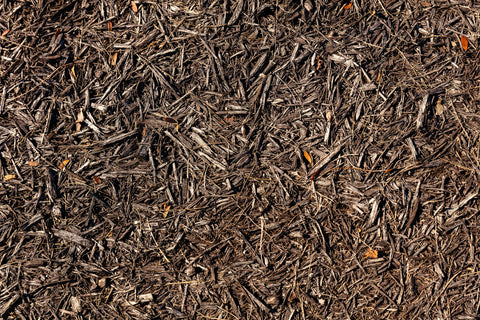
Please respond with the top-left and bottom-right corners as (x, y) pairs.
(435, 98), (444, 116)
(1, 29), (10, 37)
(344, 2), (352, 10)
(461, 35), (468, 51)
(326, 110), (332, 122)
(163, 205), (171, 218)
(111, 52), (118, 66)
(364, 248), (378, 259)
(303, 151), (312, 164)
(3, 174), (15, 181)
(131, 1), (138, 13)
(58, 159), (70, 170)
(27, 161), (40, 167)
(93, 175), (102, 184)
(164, 117), (177, 124)
(107, 21), (112, 31)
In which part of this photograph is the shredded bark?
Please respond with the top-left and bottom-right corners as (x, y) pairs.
(2, 0), (480, 319)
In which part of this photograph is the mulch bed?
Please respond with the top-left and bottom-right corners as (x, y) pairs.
(1, 0), (480, 319)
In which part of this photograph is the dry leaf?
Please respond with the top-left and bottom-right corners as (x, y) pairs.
(316, 57), (322, 70)
(131, 1), (138, 12)
(461, 35), (468, 51)
(435, 98), (444, 116)
(326, 110), (332, 122)
(1, 29), (10, 37)
(303, 151), (312, 164)
(163, 205), (171, 218)
(71, 66), (76, 79)
(164, 117), (177, 124)
(93, 175), (102, 184)
(27, 161), (40, 167)
(364, 248), (378, 259)
(58, 159), (70, 170)
(111, 52), (118, 66)
(344, 2), (352, 10)
(3, 174), (15, 181)
(107, 21), (112, 31)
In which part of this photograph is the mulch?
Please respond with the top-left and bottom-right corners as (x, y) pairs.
(1, 0), (480, 319)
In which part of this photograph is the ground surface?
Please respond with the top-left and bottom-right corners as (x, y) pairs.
(1, 0), (480, 319)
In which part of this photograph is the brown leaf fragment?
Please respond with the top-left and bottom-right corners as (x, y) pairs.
(27, 161), (40, 167)
(131, 1), (138, 13)
(364, 248), (378, 259)
(303, 150), (312, 164)
(58, 159), (70, 170)
(3, 174), (15, 181)
(461, 35), (468, 51)
(111, 52), (118, 66)
(93, 175), (102, 184)
(164, 117), (178, 124)
(435, 98), (444, 116)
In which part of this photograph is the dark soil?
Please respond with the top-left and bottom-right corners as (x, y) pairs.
(1, 0), (480, 319)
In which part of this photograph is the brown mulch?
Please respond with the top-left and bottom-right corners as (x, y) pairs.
(1, 0), (480, 319)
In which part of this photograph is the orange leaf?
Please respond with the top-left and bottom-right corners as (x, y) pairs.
(344, 2), (352, 10)
(1, 29), (9, 37)
(93, 175), (102, 184)
(58, 159), (70, 170)
(107, 21), (112, 31)
(131, 1), (138, 13)
(163, 205), (171, 218)
(303, 151), (312, 164)
(71, 66), (76, 79)
(27, 161), (40, 167)
(111, 52), (118, 66)
(364, 248), (378, 259)
(461, 35), (468, 51)
(3, 174), (15, 181)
